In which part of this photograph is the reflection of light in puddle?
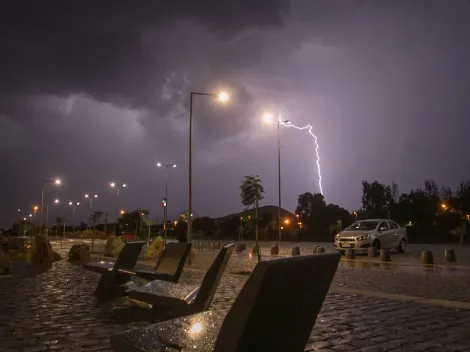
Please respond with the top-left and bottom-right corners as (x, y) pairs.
(190, 322), (202, 334)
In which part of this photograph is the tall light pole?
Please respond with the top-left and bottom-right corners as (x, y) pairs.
(68, 201), (80, 230)
(263, 113), (291, 242)
(84, 193), (98, 209)
(188, 91), (229, 246)
(40, 178), (61, 234)
(110, 182), (126, 227)
(157, 162), (177, 240)
(32, 205), (39, 234)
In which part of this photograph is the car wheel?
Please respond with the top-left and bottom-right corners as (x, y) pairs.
(397, 239), (406, 253)
(372, 240), (381, 251)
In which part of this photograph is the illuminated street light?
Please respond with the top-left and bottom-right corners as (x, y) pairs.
(188, 90), (230, 251)
(157, 162), (178, 241)
(40, 178), (62, 234)
(84, 193), (98, 209)
(120, 210), (125, 215)
(54, 199), (60, 204)
(284, 219), (290, 225)
(263, 112), (291, 242)
(68, 201), (80, 228)
(441, 203), (448, 210)
(110, 182), (127, 223)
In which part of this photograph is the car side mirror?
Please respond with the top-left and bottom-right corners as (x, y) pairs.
(379, 227), (387, 232)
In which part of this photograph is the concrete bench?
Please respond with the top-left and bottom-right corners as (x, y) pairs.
(83, 241), (145, 301)
(111, 252), (340, 352)
(123, 243), (234, 317)
(119, 242), (191, 283)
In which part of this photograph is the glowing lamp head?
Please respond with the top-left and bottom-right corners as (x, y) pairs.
(33, 206), (38, 211)
(76, 202), (80, 206)
(156, 162), (162, 167)
(54, 179), (61, 185)
(120, 210), (125, 215)
(284, 219), (290, 224)
(94, 194), (98, 198)
(29, 214), (32, 217)
(68, 201), (73, 206)
(285, 120), (292, 125)
(84, 194), (89, 198)
(17, 209), (20, 212)
(54, 199), (59, 204)
(172, 164), (177, 168)
(110, 182), (116, 188)
(217, 91), (229, 103)
(122, 183), (126, 188)
(23, 217), (26, 221)
(263, 113), (273, 124)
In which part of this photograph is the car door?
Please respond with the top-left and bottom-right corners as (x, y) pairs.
(377, 221), (392, 248)
(387, 221), (400, 247)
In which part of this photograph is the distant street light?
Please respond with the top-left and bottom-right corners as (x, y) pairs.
(157, 162), (177, 241)
(263, 112), (291, 242)
(40, 178), (61, 234)
(188, 90), (229, 247)
(54, 199), (60, 204)
(84, 193), (98, 209)
(120, 209), (125, 215)
(110, 182), (127, 223)
(68, 201), (80, 229)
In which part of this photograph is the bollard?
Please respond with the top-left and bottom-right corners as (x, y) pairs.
(217, 242), (221, 249)
(252, 245), (259, 255)
(380, 248), (391, 262)
(291, 246), (300, 256)
(345, 248), (355, 260)
(270, 244), (279, 255)
(368, 246), (378, 258)
(312, 245), (319, 254)
(421, 251), (434, 265)
(316, 246), (326, 254)
(445, 249), (457, 263)
(235, 243), (246, 253)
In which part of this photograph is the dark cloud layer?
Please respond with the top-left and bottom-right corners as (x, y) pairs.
(1, 1), (470, 227)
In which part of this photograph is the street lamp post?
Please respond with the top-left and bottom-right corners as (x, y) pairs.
(263, 113), (291, 242)
(40, 178), (61, 234)
(157, 162), (177, 241)
(68, 201), (80, 231)
(110, 182), (126, 229)
(84, 194), (98, 209)
(188, 91), (229, 247)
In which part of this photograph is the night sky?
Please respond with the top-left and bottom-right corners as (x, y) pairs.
(1, 1), (470, 227)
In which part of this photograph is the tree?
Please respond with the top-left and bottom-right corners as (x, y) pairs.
(424, 179), (439, 198)
(90, 211), (104, 253)
(137, 207), (150, 236)
(295, 192), (327, 233)
(192, 217), (216, 238)
(456, 180), (470, 217)
(240, 175), (265, 261)
(361, 181), (392, 218)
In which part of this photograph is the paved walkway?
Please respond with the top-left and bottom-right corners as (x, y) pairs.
(1, 241), (470, 351)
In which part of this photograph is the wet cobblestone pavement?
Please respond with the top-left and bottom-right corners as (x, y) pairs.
(1, 242), (470, 351)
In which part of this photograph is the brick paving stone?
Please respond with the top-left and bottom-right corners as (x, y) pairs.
(1, 241), (470, 351)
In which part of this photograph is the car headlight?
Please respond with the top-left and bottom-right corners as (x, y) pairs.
(357, 233), (371, 241)
(335, 234), (340, 240)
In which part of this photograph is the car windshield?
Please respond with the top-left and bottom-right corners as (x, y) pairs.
(345, 221), (379, 231)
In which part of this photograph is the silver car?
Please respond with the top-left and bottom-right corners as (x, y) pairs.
(334, 219), (407, 254)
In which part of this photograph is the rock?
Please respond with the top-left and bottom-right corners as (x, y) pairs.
(144, 236), (164, 259)
(345, 248), (355, 259)
(291, 246), (300, 256)
(104, 234), (125, 257)
(368, 246), (378, 257)
(421, 251), (434, 265)
(316, 246), (326, 254)
(445, 249), (457, 263)
(8, 248), (30, 261)
(270, 244), (279, 255)
(0, 247), (11, 275)
(68, 244), (90, 261)
(379, 248), (391, 262)
(235, 243), (246, 253)
(28, 235), (61, 264)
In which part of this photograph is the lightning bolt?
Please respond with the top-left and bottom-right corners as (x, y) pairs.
(279, 120), (324, 196)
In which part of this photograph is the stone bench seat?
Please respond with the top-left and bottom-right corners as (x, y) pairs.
(83, 260), (116, 274)
(112, 253), (340, 352)
(123, 244), (234, 316)
(118, 242), (191, 283)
